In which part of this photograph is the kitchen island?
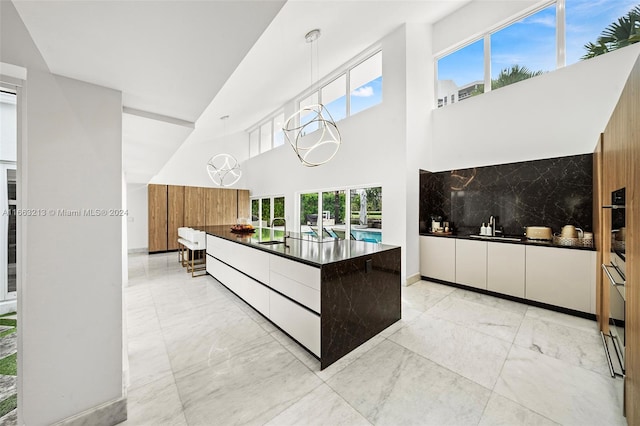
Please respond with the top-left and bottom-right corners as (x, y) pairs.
(197, 225), (401, 369)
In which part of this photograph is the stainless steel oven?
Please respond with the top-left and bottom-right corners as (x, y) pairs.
(602, 187), (625, 377)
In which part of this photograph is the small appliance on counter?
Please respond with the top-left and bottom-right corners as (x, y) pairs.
(524, 226), (552, 241)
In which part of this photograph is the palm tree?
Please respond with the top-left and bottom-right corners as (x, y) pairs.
(582, 5), (640, 59)
(491, 65), (543, 90)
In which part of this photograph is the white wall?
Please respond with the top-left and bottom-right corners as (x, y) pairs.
(126, 183), (148, 251)
(430, 43), (640, 172)
(151, 130), (249, 187)
(1, 2), (125, 424)
(405, 23), (433, 283)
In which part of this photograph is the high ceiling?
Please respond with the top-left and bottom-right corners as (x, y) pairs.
(12, 0), (471, 183)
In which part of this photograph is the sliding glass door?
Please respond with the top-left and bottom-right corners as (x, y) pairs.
(1, 165), (16, 301)
(1, 89), (17, 302)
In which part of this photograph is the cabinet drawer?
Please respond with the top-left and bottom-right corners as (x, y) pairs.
(419, 236), (456, 282)
(206, 255), (269, 317)
(269, 271), (320, 313)
(487, 242), (525, 298)
(525, 246), (595, 313)
(206, 235), (270, 284)
(270, 255), (320, 291)
(455, 239), (487, 290)
(269, 291), (320, 357)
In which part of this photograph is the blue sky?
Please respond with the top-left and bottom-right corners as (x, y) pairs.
(438, 0), (639, 88)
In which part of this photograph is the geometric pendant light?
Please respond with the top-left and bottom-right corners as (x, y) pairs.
(283, 29), (342, 167)
(206, 115), (242, 186)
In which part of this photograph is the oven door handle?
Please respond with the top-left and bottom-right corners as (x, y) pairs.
(602, 264), (625, 286)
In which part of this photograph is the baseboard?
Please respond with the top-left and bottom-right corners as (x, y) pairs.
(53, 397), (127, 426)
(127, 248), (147, 254)
(405, 273), (421, 286)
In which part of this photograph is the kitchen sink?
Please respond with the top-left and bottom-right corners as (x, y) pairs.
(468, 234), (522, 242)
(257, 240), (285, 245)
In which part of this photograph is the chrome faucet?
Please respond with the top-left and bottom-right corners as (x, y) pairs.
(271, 217), (289, 247)
(489, 216), (495, 236)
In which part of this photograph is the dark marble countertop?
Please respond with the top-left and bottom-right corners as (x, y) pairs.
(197, 225), (400, 267)
(419, 232), (595, 251)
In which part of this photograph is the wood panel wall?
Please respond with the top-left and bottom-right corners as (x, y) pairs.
(167, 185), (184, 250)
(184, 186), (206, 228)
(205, 188), (238, 226)
(148, 184), (167, 253)
(601, 55), (639, 425)
(148, 185), (250, 252)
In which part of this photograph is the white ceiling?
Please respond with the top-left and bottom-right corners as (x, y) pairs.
(12, 0), (471, 183)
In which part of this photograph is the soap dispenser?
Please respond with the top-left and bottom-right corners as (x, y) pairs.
(481, 223), (487, 235)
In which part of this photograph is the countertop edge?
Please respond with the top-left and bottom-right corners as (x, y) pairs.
(419, 232), (596, 251)
(198, 225), (401, 267)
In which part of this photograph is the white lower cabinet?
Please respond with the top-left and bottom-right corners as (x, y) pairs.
(206, 235), (270, 284)
(455, 239), (487, 290)
(206, 255), (270, 317)
(269, 291), (321, 357)
(487, 242), (525, 298)
(525, 245), (596, 313)
(419, 236), (456, 282)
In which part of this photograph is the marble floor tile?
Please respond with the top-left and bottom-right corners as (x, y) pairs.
(123, 253), (626, 426)
(127, 330), (173, 390)
(525, 306), (599, 333)
(264, 383), (370, 426)
(426, 295), (524, 342)
(494, 345), (626, 426)
(327, 340), (491, 425)
(478, 393), (559, 426)
(389, 313), (511, 389)
(378, 304), (422, 338)
(449, 288), (529, 315)
(271, 330), (320, 371)
(120, 375), (187, 426)
(514, 316), (610, 376)
(401, 281), (449, 313)
(163, 317), (271, 374)
(174, 339), (323, 426)
(315, 335), (386, 382)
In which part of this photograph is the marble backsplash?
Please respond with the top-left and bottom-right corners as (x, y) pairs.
(419, 154), (593, 236)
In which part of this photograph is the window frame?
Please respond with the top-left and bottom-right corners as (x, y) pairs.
(434, 0), (564, 107)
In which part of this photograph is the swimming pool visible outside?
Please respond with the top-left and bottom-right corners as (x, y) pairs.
(350, 229), (382, 243)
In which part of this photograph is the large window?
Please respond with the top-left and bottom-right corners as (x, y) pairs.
(490, 4), (556, 90)
(566, 0), (640, 65)
(299, 91), (319, 135)
(249, 50), (382, 157)
(273, 112), (285, 148)
(250, 196), (285, 229)
(259, 122), (271, 154)
(436, 1), (640, 106)
(350, 51), (383, 115)
(298, 50), (383, 133)
(437, 39), (484, 107)
(322, 75), (347, 122)
(299, 186), (382, 242)
(322, 190), (346, 238)
(248, 110), (286, 158)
